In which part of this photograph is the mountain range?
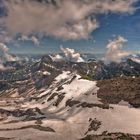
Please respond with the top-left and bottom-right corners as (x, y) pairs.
(0, 55), (140, 140)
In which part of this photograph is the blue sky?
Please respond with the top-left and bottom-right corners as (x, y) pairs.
(0, 0), (140, 54)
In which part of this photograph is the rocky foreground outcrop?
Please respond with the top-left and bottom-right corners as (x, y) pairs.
(97, 76), (140, 108)
(81, 133), (140, 140)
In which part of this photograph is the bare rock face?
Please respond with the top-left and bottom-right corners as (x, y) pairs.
(81, 133), (140, 140)
(85, 118), (102, 135)
(0, 107), (44, 119)
(97, 77), (140, 107)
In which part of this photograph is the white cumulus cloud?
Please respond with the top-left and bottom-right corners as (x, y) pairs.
(105, 36), (131, 63)
(0, 42), (18, 62)
(0, 63), (6, 71)
(51, 54), (64, 62)
(18, 35), (40, 46)
(61, 46), (85, 62)
(51, 46), (84, 62)
(0, 42), (19, 70)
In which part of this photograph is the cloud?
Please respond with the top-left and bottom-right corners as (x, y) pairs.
(31, 36), (40, 46)
(0, 42), (18, 62)
(0, 63), (7, 70)
(51, 54), (64, 62)
(0, 0), (137, 40)
(0, 42), (9, 52)
(51, 46), (84, 62)
(60, 46), (85, 62)
(105, 36), (131, 63)
(18, 35), (40, 46)
(0, 42), (18, 70)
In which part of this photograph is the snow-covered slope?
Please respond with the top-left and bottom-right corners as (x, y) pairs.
(0, 71), (140, 140)
(131, 57), (140, 64)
